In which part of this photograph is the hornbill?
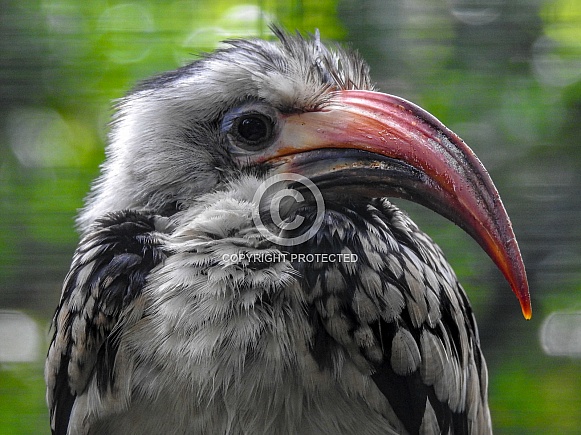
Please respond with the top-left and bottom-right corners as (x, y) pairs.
(45, 28), (531, 435)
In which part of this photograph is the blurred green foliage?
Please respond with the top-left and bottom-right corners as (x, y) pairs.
(1, 0), (580, 433)
(0, 364), (47, 434)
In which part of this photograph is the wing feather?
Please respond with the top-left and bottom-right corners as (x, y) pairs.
(297, 200), (489, 435)
(45, 211), (168, 435)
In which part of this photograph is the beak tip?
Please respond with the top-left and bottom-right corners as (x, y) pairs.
(521, 299), (533, 320)
(516, 284), (532, 320)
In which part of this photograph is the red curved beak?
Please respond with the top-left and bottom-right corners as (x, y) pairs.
(257, 89), (531, 319)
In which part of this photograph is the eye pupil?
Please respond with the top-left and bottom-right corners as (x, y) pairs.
(237, 116), (269, 143)
(226, 109), (276, 152)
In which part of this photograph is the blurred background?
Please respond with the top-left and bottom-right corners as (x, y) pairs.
(1, 0), (580, 433)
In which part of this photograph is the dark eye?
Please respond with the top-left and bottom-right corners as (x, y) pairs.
(232, 113), (274, 149)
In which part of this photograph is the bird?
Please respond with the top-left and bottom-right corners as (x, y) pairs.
(45, 28), (531, 435)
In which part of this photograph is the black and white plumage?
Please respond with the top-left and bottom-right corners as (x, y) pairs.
(46, 29), (531, 434)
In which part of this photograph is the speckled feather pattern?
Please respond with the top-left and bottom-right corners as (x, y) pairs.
(47, 177), (491, 434)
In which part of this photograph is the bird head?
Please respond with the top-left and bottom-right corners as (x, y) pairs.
(79, 28), (531, 319)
